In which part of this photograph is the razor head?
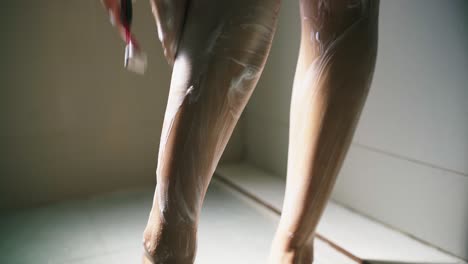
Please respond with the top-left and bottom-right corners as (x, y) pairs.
(124, 42), (147, 75)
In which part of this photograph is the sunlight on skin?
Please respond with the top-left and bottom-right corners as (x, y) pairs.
(270, 1), (380, 263)
(99, 0), (378, 263)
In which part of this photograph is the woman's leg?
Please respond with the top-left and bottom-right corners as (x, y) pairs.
(270, 1), (379, 263)
(143, 1), (280, 263)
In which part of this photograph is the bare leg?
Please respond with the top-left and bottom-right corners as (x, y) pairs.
(269, 1), (379, 263)
(143, 1), (280, 263)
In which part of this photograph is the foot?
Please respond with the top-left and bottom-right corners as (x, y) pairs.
(268, 246), (313, 264)
(268, 232), (314, 264)
(142, 208), (197, 264)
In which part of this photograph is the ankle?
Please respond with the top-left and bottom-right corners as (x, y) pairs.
(143, 216), (197, 263)
(269, 230), (314, 264)
(269, 244), (313, 264)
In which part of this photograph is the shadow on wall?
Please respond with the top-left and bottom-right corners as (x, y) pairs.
(0, 1), (243, 210)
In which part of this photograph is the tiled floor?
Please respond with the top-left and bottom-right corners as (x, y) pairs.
(0, 179), (277, 264)
(215, 162), (465, 264)
(2, 163), (464, 264)
(0, 177), (357, 264)
(0, 187), (151, 264)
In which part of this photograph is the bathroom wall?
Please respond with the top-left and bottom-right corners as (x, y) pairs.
(0, 0), (242, 210)
(244, 0), (468, 260)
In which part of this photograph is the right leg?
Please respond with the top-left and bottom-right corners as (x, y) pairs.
(143, 1), (280, 263)
(270, 0), (379, 263)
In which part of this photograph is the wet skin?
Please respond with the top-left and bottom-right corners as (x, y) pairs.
(143, 0), (280, 263)
(270, 1), (379, 263)
(101, 0), (379, 263)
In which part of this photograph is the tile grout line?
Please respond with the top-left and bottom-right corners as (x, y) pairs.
(244, 108), (467, 178)
(214, 172), (363, 264)
(329, 198), (468, 263)
(352, 142), (468, 178)
(215, 166), (467, 263)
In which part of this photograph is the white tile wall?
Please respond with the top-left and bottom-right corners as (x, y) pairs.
(334, 145), (468, 261)
(353, 0), (468, 175)
(245, 112), (289, 177)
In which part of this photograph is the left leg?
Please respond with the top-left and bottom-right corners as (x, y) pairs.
(143, 1), (281, 263)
